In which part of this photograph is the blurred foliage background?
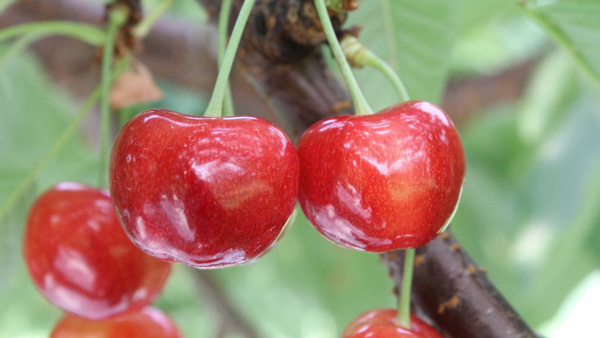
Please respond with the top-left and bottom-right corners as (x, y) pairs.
(1, 0), (600, 337)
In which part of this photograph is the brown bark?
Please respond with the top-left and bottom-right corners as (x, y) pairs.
(1, 1), (539, 337)
(383, 233), (537, 338)
(199, 0), (353, 138)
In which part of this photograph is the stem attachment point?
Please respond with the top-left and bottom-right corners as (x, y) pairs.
(204, 0), (256, 118)
(314, 0), (373, 116)
(341, 35), (410, 103)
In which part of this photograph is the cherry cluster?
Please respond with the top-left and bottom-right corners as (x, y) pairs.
(22, 1), (465, 336)
(107, 100), (463, 337)
(23, 182), (180, 337)
(24, 100), (462, 336)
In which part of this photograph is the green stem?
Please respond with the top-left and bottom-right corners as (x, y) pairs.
(0, 89), (102, 222)
(0, 21), (105, 46)
(341, 36), (410, 102)
(0, 60), (128, 222)
(98, 6), (129, 188)
(369, 57), (409, 103)
(0, 0), (16, 13)
(0, 59), (128, 222)
(218, 0), (235, 117)
(204, 0), (255, 117)
(0, 32), (40, 69)
(398, 248), (415, 329)
(314, 0), (372, 115)
(380, 0), (398, 69)
(133, 0), (173, 38)
(521, 5), (600, 94)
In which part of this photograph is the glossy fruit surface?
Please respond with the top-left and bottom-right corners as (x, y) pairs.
(110, 110), (299, 269)
(23, 182), (171, 320)
(342, 309), (442, 338)
(298, 101), (465, 252)
(51, 306), (181, 338)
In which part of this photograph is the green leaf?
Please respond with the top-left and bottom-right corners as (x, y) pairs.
(458, 0), (512, 34)
(454, 91), (600, 328)
(0, 53), (99, 334)
(517, 51), (580, 146)
(520, 159), (600, 326)
(524, 0), (600, 93)
(0, 53), (98, 182)
(451, 10), (546, 75)
(154, 266), (218, 338)
(509, 50), (581, 180)
(0, 265), (61, 337)
(0, 169), (33, 295)
(348, 0), (459, 108)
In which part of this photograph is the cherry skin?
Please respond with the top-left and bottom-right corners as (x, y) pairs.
(51, 306), (181, 338)
(110, 109), (299, 269)
(23, 182), (172, 320)
(298, 101), (465, 252)
(342, 309), (442, 338)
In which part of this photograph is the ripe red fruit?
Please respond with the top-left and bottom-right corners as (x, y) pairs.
(110, 110), (299, 269)
(23, 182), (171, 320)
(51, 306), (181, 338)
(342, 309), (442, 338)
(298, 101), (465, 252)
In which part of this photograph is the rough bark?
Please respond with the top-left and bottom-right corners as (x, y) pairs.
(199, 0), (353, 138)
(384, 232), (538, 338)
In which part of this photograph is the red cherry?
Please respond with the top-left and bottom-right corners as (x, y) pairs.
(298, 101), (465, 252)
(109, 110), (299, 269)
(23, 182), (171, 320)
(342, 309), (442, 338)
(51, 306), (181, 338)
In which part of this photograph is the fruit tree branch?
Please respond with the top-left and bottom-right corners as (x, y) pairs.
(383, 232), (537, 338)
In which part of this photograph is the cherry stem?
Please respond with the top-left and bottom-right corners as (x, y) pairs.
(0, 60), (129, 222)
(313, 0), (373, 116)
(372, 58), (410, 103)
(218, 0), (235, 117)
(0, 33), (41, 69)
(98, 5), (128, 188)
(204, 0), (255, 118)
(341, 36), (410, 102)
(398, 248), (416, 329)
(133, 0), (173, 38)
(0, 21), (106, 46)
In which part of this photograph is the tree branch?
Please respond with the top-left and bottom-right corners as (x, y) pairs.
(383, 232), (537, 338)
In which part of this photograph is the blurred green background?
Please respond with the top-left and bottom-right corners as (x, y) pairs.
(1, 0), (600, 337)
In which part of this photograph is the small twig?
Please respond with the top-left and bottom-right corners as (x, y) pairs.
(192, 271), (259, 338)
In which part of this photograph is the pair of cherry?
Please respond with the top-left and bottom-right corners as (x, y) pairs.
(109, 100), (465, 266)
(24, 99), (463, 337)
(108, 100), (464, 336)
